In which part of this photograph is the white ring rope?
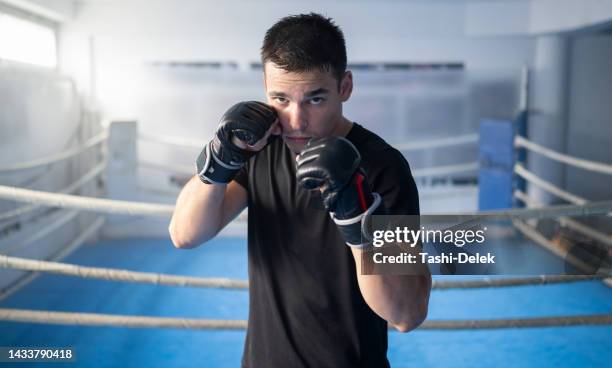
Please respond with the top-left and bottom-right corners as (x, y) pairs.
(512, 219), (604, 275)
(431, 275), (602, 289)
(462, 200), (612, 220)
(137, 184), (252, 222)
(515, 136), (612, 176)
(0, 308), (609, 330)
(141, 161), (480, 179)
(515, 164), (588, 206)
(1, 254), (600, 290)
(514, 190), (612, 250)
(138, 133), (480, 178)
(138, 132), (205, 149)
(0, 185), (174, 218)
(0, 161), (106, 222)
(394, 134), (478, 151)
(0, 131), (107, 173)
(0, 217), (105, 302)
(139, 132), (479, 153)
(1, 185), (612, 220)
(0, 308), (247, 330)
(412, 162), (478, 178)
(0, 255), (249, 289)
(420, 315), (612, 329)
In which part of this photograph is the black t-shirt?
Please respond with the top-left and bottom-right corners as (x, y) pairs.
(234, 123), (419, 368)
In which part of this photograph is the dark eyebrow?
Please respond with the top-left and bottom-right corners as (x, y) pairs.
(267, 88), (330, 98)
(305, 88), (329, 97)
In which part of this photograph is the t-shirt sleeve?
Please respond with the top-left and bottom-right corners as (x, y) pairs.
(233, 165), (248, 191)
(368, 149), (420, 216)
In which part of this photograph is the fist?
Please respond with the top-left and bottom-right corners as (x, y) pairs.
(196, 101), (278, 184)
(296, 136), (385, 247)
(213, 101), (279, 164)
(296, 136), (362, 214)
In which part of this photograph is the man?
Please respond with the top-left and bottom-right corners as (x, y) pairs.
(169, 13), (431, 368)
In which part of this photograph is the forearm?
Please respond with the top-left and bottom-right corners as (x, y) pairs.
(169, 176), (226, 248)
(351, 247), (432, 332)
(168, 101), (276, 249)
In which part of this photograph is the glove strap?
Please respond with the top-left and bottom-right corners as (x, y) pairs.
(331, 193), (385, 248)
(196, 142), (242, 184)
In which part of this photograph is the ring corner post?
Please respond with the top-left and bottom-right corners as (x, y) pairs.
(105, 120), (139, 237)
(478, 119), (515, 211)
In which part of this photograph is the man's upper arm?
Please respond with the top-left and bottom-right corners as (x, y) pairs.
(215, 161), (248, 232)
(370, 149), (419, 216)
(219, 180), (248, 231)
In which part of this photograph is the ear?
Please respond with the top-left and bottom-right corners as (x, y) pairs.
(339, 71), (353, 102)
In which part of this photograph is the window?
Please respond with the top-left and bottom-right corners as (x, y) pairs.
(0, 11), (56, 68)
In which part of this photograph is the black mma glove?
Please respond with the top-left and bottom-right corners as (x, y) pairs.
(296, 136), (386, 248)
(196, 101), (277, 184)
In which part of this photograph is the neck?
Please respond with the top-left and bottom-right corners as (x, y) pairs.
(334, 117), (353, 137)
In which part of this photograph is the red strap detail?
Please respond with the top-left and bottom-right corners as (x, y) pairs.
(355, 173), (369, 211)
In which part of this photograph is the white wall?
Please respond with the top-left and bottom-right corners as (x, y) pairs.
(0, 0), (74, 21)
(60, 0), (536, 97)
(466, 0), (612, 35)
(58, 0), (534, 156)
(565, 34), (612, 201)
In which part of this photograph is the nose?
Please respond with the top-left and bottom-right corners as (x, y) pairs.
(285, 103), (308, 133)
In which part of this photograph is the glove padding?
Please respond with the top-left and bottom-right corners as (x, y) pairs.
(196, 101), (277, 184)
(296, 136), (386, 248)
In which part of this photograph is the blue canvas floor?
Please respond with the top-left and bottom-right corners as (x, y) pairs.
(1, 237), (611, 367)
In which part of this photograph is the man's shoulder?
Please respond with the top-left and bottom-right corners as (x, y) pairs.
(348, 123), (419, 215)
(347, 123), (408, 168)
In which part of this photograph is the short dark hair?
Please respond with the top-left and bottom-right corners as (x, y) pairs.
(261, 13), (347, 83)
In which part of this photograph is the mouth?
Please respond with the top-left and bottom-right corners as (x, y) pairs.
(285, 136), (312, 144)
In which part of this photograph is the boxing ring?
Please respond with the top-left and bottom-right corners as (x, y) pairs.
(0, 122), (611, 367)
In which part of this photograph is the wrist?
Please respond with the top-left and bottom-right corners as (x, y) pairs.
(329, 171), (373, 219)
(332, 192), (386, 248)
(196, 140), (243, 184)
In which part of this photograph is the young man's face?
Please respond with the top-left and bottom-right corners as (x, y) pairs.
(263, 62), (353, 154)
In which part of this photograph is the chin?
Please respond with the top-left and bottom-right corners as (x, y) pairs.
(283, 138), (308, 154)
